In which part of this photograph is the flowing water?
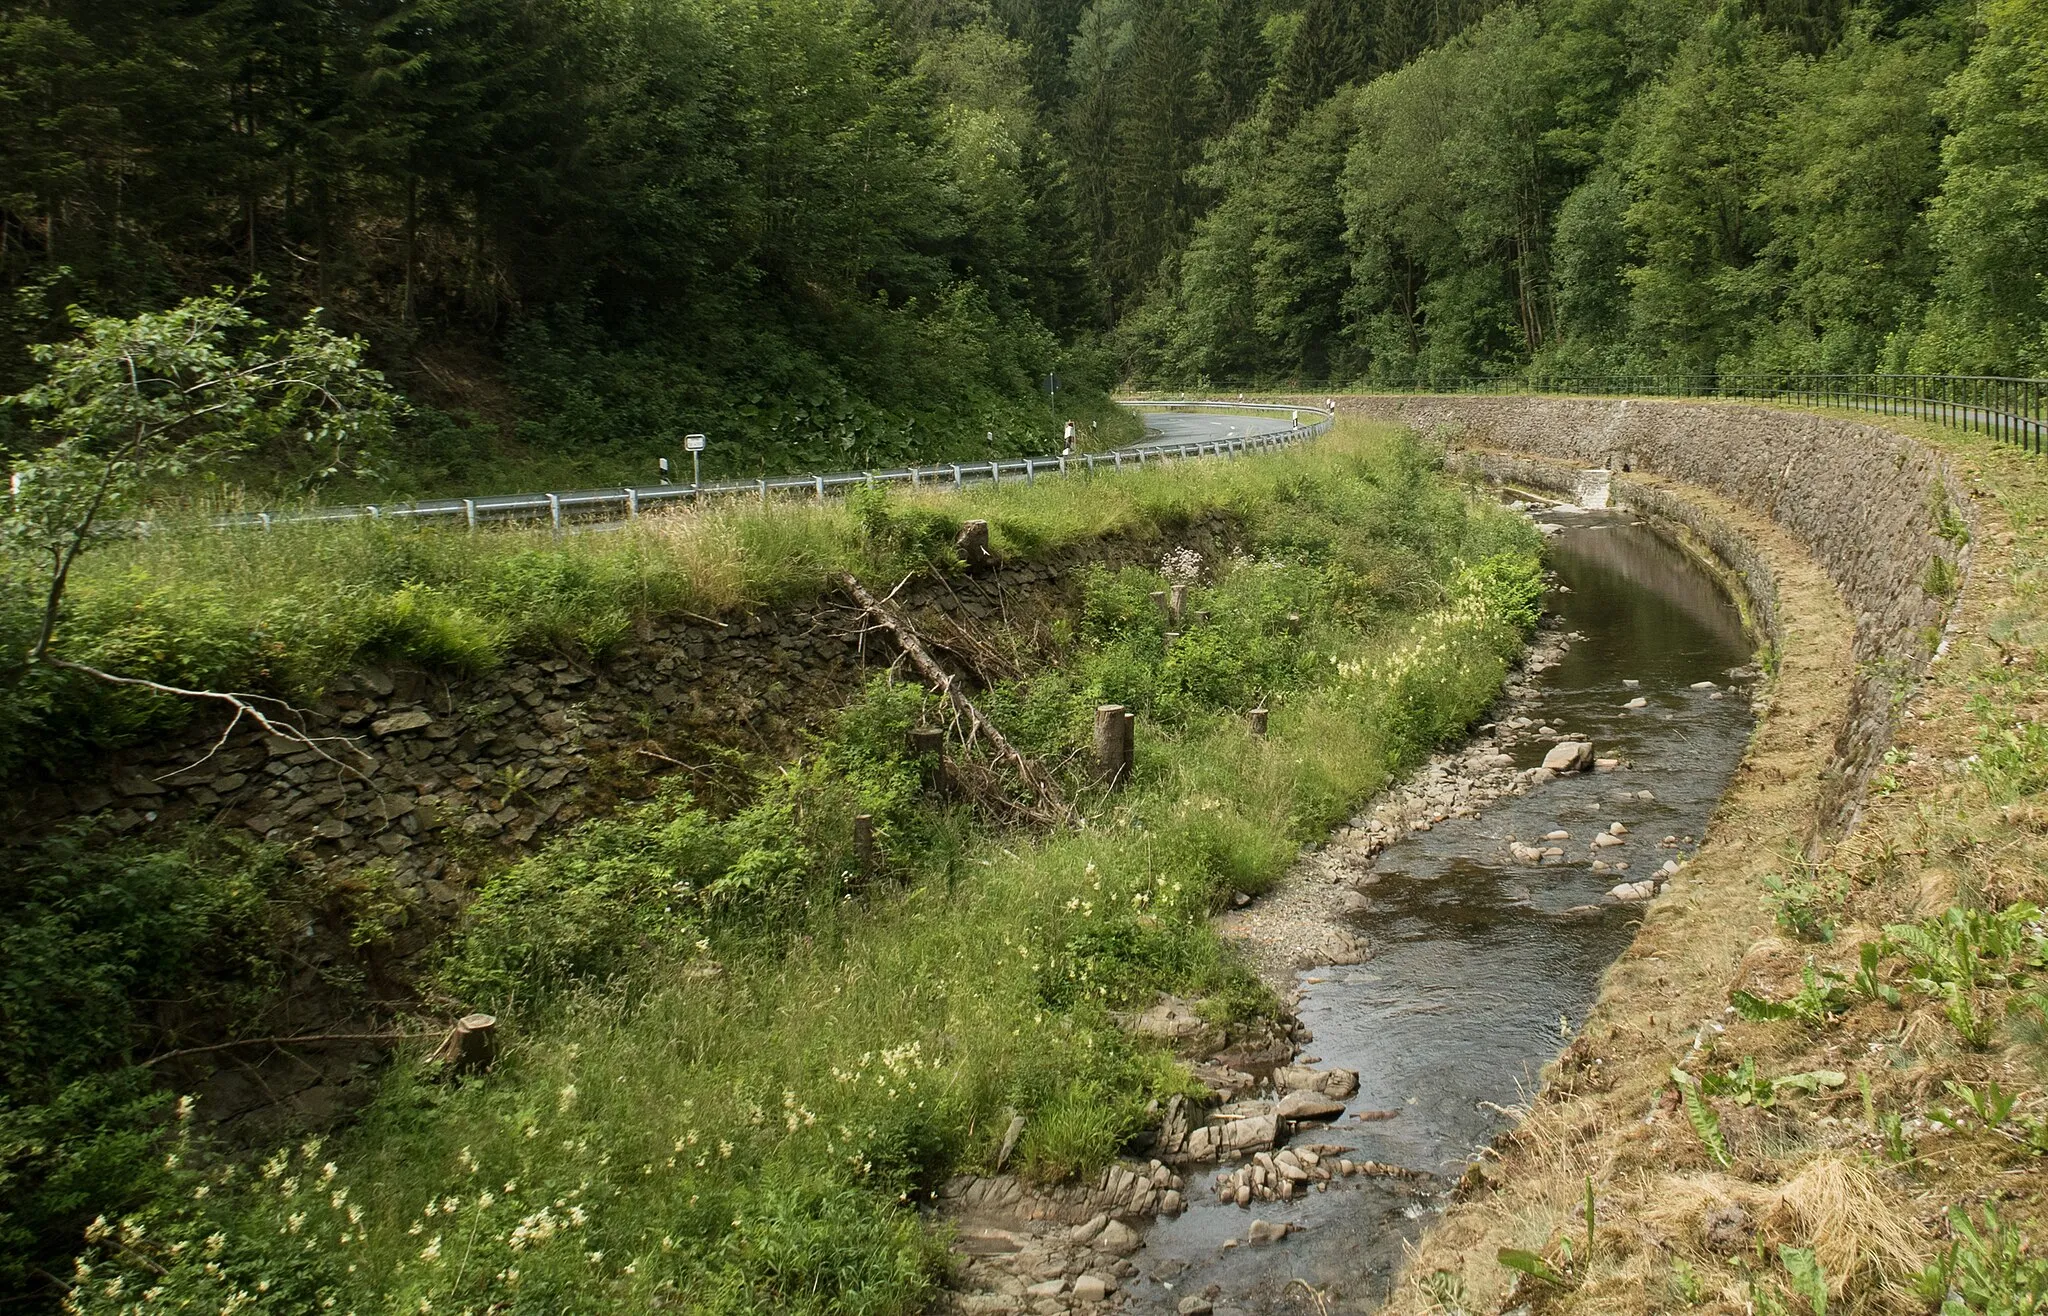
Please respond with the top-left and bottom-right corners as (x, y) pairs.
(1126, 504), (1758, 1315)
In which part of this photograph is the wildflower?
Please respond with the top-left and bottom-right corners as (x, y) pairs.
(84, 1217), (111, 1243)
(205, 1233), (227, 1256)
(289, 1212), (307, 1234)
(174, 1095), (196, 1121)
(194, 1185), (210, 1200)
(421, 1235), (443, 1261)
(477, 1192), (495, 1210)
(557, 1084), (578, 1112)
(322, 1162), (339, 1184)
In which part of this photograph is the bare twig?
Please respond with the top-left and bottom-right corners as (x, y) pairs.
(140, 1029), (425, 1067)
(839, 572), (1069, 821)
(44, 657), (372, 780)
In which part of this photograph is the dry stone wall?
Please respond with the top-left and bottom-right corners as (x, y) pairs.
(1342, 395), (1971, 833)
(6, 515), (1241, 1132)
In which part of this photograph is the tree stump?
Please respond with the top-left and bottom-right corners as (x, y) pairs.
(1120, 710), (1136, 780)
(1095, 705), (1129, 786)
(1285, 611), (1302, 635)
(434, 1014), (498, 1075)
(1249, 707), (1269, 737)
(1148, 590), (1168, 616)
(1169, 583), (1188, 621)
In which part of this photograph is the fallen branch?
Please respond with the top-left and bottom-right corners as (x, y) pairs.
(47, 657), (373, 781)
(141, 1029), (426, 1067)
(839, 571), (1069, 821)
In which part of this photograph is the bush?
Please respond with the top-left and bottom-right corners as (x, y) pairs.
(0, 827), (293, 1293)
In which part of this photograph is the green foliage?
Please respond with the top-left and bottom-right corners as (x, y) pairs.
(1913, 1205), (2048, 1315)
(1780, 1245), (1831, 1315)
(48, 423), (1540, 1314)
(1729, 962), (1855, 1025)
(1973, 720), (2048, 803)
(1761, 865), (1845, 942)
(0, 826), (295, 1293)
(1670, 1067), (1734, 1167)
(446, 681), (929, 1005)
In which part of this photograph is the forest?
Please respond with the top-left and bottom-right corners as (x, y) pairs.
(2, 0), (2046, 478)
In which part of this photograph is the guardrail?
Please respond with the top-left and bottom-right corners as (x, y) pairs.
(224, 400), (1335, 532)
(1179, 373), (2046, 455)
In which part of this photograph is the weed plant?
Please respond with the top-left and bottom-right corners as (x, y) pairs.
(40, 425), (1543, 1314)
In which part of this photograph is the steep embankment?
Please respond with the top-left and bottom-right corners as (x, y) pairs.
(1332, 397), (2048, 1315)
(16, 423), (1551, 1314)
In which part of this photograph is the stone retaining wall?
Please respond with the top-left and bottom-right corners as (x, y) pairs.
(7, 514), (1240, 1133)
(1343, 396), (1972, 834)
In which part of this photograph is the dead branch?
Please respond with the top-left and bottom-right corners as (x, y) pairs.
(839, 571), (1069, 822)
(140, 1029), (425, 1067)
(45, 657), (373, 780)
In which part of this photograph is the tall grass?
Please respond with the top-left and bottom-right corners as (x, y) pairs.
(52, 425), (1542, 1316)
(12, 421), (1450, 777)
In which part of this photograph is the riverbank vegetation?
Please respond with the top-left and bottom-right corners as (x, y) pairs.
(5, 424), (1542, 1308)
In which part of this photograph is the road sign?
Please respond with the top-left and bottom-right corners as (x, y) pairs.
(685, 433), (706, 452)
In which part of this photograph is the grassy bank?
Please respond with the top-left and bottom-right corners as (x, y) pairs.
(26, 424), (1541, 1314)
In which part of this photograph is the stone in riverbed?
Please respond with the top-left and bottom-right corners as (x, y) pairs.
(1071, 1274), (1114, 1302)
(1624, 697), (1648, 709)
(1607, 880), (1656, 901)
(1273, 1065), (1360, 1099)
(1178, 1299), (1214, 1316)
(1591, 832), (1624, 848)
(1275, 1090), (1346, 1121)
(1541, 741), (1595, 773)
(1247, 1220), (1293, 1245)
(1097, 1221), (1140, 1255)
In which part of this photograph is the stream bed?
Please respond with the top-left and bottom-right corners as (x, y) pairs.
(1127, 503), (1759, 1315)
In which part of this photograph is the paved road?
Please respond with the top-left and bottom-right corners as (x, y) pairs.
(1137, 408), (1298, 448)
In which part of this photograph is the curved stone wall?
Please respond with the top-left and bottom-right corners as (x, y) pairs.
(1342, 395), (1973, 834)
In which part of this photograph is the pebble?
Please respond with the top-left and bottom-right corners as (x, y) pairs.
(1624, 697), (1648, 708)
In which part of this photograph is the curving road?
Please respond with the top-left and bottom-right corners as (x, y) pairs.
(1137, 408), (1299, 449)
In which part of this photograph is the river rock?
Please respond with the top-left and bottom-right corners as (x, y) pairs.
(1543, 829), (1570, 840)
(1276, 1091), (1346, 1121)
(1178, 1298), (1214, 1316)
(1541, 741), (1595, 772)
(1624, 697), (1648, 709)
(1129, 997), (1208, 1042)
(1072, 1274), (1113, 1303)
(1097, 1221), (1140, 1255)
(1591, 832), (1624, 848)
(1608, 822), (1628, 835)
(1247, 1220), (1293, 1245)
(1273, 1065), (1360, 1098)
(1607, 880), (1656, 902)
(1690, 680), (1719, 690)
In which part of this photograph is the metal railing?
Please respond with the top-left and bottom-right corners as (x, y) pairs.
(223, 401), (1335, 532)
(1185, 373), (2046, 455)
